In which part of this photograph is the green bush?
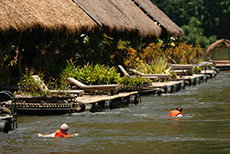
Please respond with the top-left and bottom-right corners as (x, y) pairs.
(118, 75), (151, 88)
(60, 59), (120, 85)
(17, 69), (43, 96)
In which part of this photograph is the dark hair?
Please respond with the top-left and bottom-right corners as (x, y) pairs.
(176, 106), (183, 112)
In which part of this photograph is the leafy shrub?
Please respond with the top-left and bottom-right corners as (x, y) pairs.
(151, 57), (168, 74)
(60, 59), (120, 85)
(17, 68), (66, 96)
(118, 75), (151, 88)
(17, 68), (44, 96)
(135, 57), (169, 74)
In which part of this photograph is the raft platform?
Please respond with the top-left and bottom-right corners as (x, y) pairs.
(137, 72), (213, 95)
(175, 74), (207, 86)
(0, 91), (17, 133)
(213, 60), (230, 70)
(200, 70), (218, 78)
(76, 91), (139, 112)
(12, 91), (139, 114)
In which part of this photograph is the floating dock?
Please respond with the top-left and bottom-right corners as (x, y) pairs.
(0, 91), (17, 133)
(0, 68), (219, 115)
(138, 70), (217, 95)
(213, 60), (230, 70)
(76, 91), (139, 112)
(11, 91), (139, 114)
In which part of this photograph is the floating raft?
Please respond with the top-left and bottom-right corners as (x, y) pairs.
(213, 60), (230, 70)
(200, 70), (218, 78)
(0, 114), (17, 133)
(0, 104), (17, 133)
(76, 91), (138, 104)
(13, 95), (84, 115)
(175, 74), (207, 86)
(11, 91), (139, 114)
(139, 72), (213, 95)
(137, 80), (184, 95)
(76, 91), (139, 112)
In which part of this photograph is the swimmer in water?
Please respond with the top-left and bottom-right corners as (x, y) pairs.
(37, 123), (79, 137)
(169, 106), (183, 117)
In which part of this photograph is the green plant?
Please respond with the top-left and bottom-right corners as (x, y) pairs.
(0, 42), (17, 85)
(60, 60), (120, 85)
(17, 68), (43, 96)
(118, 75), (151, 88)
(151, 57), (168, 74)
(193, 66), (201, 74)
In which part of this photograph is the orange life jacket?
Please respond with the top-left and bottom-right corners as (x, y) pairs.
(169, 110), (183, 117)
(54, 130), (70, 137)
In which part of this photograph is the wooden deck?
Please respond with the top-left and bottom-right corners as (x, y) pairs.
(76, 91), (138, 104)
(0, 115), (13, 120)
(8, 91), (139, 114)
(200, 70), (217, 78)
(145, 80), (185, 93)
(175, 74), (207, 85)
(213, 60), (230, 70)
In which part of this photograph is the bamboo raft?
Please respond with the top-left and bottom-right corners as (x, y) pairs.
(11, 91), (139, 114)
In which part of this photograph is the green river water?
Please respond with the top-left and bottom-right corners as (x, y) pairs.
(1, 71), (230, 154)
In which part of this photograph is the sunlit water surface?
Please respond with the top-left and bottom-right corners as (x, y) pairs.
(1, 71), (230, 154)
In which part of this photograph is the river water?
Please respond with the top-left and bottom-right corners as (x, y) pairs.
(1, 71), (230, 154)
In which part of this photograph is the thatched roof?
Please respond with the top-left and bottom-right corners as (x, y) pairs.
(72, 0), (162, 37)
(110, 0), (161, 37)
(0, 0), (97, 34)
(0, 0), (182, 38)
(133, 0), (184, 37)
(207, 39), (230, 55)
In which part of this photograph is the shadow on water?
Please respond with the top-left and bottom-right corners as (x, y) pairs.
(1, 71), (230, 154)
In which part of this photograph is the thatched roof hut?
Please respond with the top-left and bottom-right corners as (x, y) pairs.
(110, 0), (161, 37)
(0, 0), (182, 37)
(133, 0), (184, 37)
(0, 0), (97, 34)
(73, 0), (161, 37)
(206, 39), (230, 55)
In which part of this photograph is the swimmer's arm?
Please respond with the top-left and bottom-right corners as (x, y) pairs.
(70, 133), (79, 137)
(176, 114), (183, 117)
(37, 133), (55, 137)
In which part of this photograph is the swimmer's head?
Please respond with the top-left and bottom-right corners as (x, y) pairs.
(60, 123), (69, 131)
(176, 106), (183, 112)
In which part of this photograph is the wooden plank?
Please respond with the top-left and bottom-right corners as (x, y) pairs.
(76, 91), (138, 104)
(150, 81), (183, 88)
(200, 70), (216, 74)
(0, 115), (13, 120)
(175, 74), (204, 80)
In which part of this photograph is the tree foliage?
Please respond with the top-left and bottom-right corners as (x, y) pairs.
(151, 0), (230, 47)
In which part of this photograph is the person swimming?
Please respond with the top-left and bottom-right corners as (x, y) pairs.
(37, 123), (79, 137)
(169, 106), (183, 117)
